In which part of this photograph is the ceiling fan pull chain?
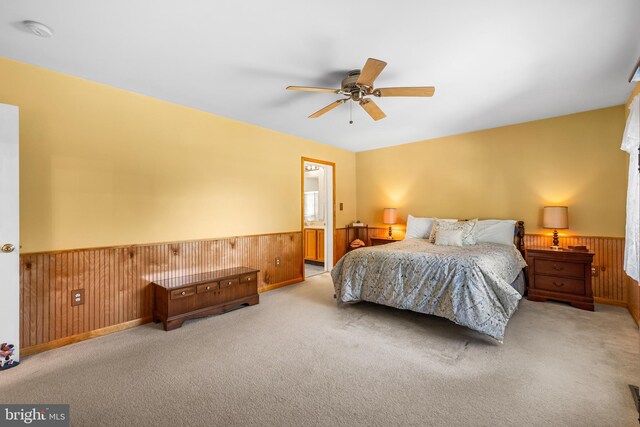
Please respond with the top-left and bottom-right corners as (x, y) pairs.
(349, 100), (353, 124)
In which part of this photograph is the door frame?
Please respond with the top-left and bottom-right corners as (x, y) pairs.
(301, 157), (336, 278)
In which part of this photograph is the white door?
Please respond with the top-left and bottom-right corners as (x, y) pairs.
(0, 103), (20, 368)
(323, 164), (334, 271)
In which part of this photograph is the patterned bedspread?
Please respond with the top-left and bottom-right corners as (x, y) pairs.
(331, 239), (528, 342)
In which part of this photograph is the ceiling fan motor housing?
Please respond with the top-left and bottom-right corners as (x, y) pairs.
(341, 70), (367, 100)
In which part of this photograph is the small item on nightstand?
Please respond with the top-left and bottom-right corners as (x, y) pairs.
(350, 239), (366, 248)
(568, 245), (588, 252)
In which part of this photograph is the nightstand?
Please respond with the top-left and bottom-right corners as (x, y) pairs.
(526, 247), (595, 311)
(370, 237), (401, 246)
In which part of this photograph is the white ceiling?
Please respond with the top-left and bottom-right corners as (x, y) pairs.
(1, 0), (639, 152)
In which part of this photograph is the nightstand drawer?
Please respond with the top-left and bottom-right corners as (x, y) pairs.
(535, 259), (584, 279)
(534, 274), (585, 295)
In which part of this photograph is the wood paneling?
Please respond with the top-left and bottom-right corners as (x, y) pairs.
(368, 226), (406, 241)
(20, 232), (303, 353)
(629, 280), (640, 326)
(334, 226), (405, 262)
(20, 229), (636, 354)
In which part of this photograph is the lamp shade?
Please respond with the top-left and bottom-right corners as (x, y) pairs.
(543, 206), (568, 229)
(383, 208), (397, 225)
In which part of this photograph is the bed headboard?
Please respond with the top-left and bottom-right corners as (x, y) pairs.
(514, 221), (525, 257)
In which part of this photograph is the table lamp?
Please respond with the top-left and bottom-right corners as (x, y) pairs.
(383, 208), (397, 239)
(543, 206), (568, 249)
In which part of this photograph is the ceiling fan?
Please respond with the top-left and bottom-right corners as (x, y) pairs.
(286, 58), (435, 122)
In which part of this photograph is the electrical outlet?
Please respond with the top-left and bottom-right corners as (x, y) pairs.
(275, 257), (281, 266)
(591, 266), (599, 277)
(340, 202), (343, 211)
(71, 289), (84, 306)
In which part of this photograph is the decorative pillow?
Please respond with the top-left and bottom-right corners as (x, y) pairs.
(429, 218), (477, 245)
(404, 215), (434, 239)
(462, 218), (478, 245)
(434, 229), (464, 246)
(475, 219), (516, 246)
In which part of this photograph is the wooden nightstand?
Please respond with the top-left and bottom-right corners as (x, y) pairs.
(370, 237), (401, 246)
(526, 247), (595, 311)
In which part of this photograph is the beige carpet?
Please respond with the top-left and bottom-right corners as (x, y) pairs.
(4, 273), (639, 426)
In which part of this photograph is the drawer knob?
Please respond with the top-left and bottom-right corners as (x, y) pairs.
(552, 281), (565, 288)
(552, 264), (564, 271)
(247, 277), (251, 281)
(206, 286), (210, 290)
(181, 291), (186, 295)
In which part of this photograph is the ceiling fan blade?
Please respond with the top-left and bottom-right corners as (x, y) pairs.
(308, 99), (348, 118)
(286, 86), (340, 93)
(374, 87), (436, 97)
(356, 58), (387, 87)
(359, 99), (386, 121)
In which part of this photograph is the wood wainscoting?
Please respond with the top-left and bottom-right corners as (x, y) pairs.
(336, 227), (636, 322)
(20, 232), (303, 355)
(629, 281), (640, 326)
(21, 229), (637, 355)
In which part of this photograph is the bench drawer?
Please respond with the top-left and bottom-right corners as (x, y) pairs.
(197, 282), (219, 294)
(170, 287), (195, 300)
(240, 274), (257, 284)
(220, 278), (239, 289)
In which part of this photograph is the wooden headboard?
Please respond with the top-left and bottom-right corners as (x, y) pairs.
(515, 220), (525, 257)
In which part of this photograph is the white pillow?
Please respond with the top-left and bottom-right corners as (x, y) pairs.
(429, 219), (476, 245)
(435, 229), (464, 247)
(404, 215), (434, 239)
(475, 219), (516, 246)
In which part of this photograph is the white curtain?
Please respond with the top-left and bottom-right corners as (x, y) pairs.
(621, 95), (640, 281)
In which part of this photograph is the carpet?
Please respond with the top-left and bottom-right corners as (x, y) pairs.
(3, 273), (639, 426)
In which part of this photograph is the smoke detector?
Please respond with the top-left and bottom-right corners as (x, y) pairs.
(23, 21), (53, 38)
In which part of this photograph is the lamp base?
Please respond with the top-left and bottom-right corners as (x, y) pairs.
(551, 229), (560, 248)
(387, 226), (393, 239)
(549, 245), (561, 251)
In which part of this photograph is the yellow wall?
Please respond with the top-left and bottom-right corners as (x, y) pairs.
(356, 106), (627, 237)
(0, 58), (356, 253)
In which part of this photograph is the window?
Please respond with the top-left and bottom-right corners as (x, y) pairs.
(304, 191), (320, 221)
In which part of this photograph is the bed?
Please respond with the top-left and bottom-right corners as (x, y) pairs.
(331, 220), (528, 342)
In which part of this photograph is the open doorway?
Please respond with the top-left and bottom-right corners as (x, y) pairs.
(301, 158), (335, 278)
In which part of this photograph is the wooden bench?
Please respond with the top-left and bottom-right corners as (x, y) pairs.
(152, 266), (259, 330)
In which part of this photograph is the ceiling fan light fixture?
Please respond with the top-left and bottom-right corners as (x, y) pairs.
(23, 20), (54, 38)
